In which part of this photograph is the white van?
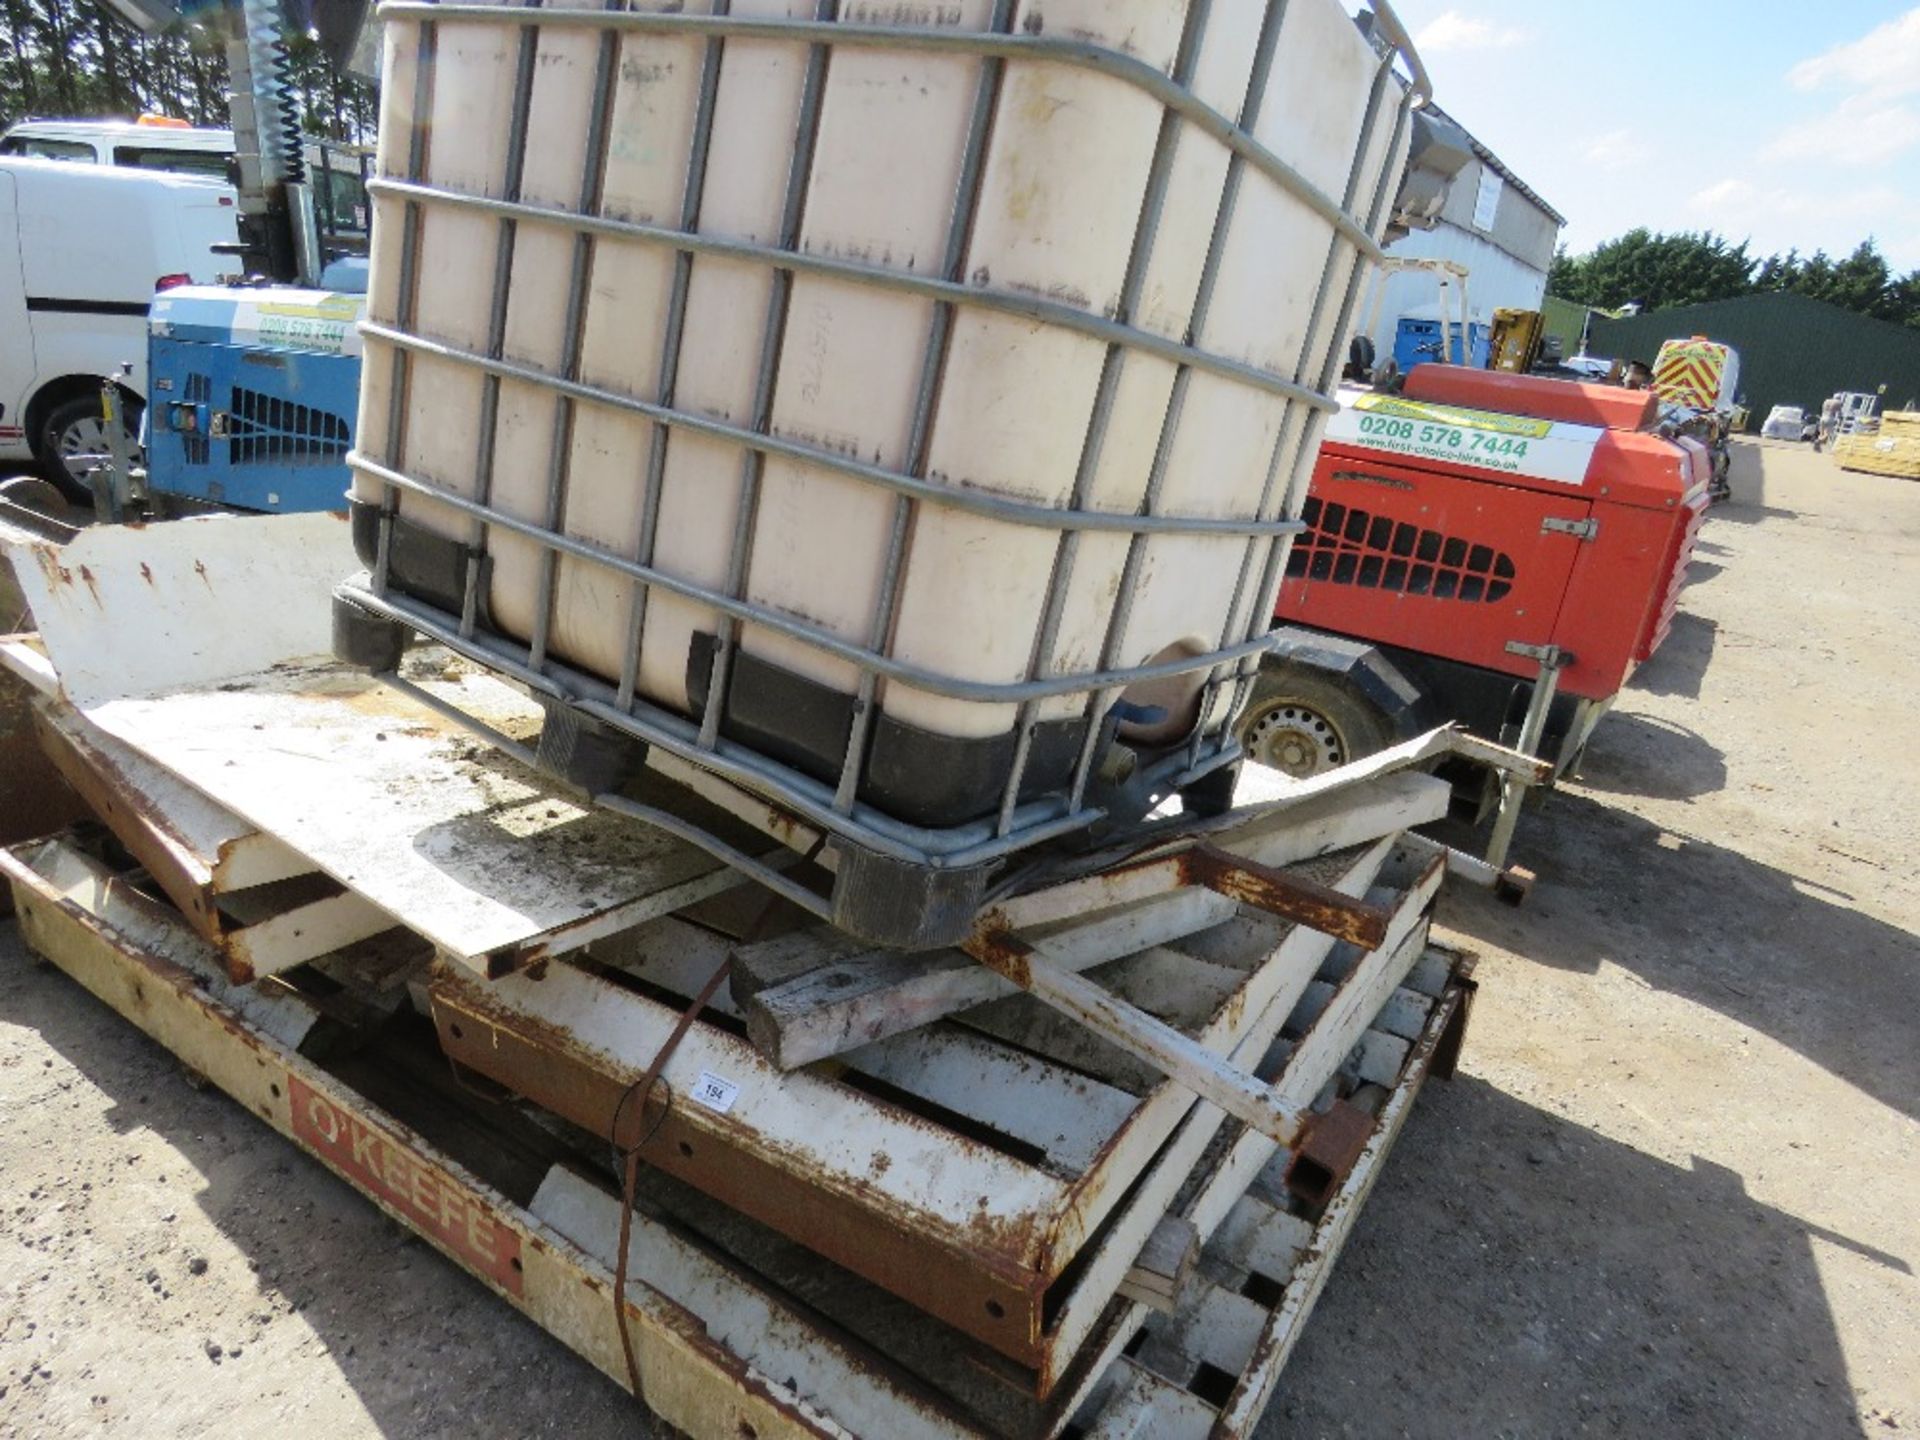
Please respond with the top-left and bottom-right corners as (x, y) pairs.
(0, 157), (239, 492)
(1, 117), (372, 246)
(0, 116), (235, 178)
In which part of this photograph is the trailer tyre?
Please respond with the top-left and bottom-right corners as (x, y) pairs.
(38, 394), (136, 505)
(1235, 666), (1393, 780)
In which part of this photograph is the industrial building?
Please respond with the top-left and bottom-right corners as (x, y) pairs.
(1590, 291), (1920, 427)
(1361, 103), (1564, 373)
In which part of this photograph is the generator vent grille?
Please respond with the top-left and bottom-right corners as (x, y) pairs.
(183, 373), (212, 465)
(227, 386), (351, 466)
(1289, 496), (1515, 603)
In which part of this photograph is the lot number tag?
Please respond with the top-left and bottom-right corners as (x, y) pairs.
(692, 1071), (741, 1114)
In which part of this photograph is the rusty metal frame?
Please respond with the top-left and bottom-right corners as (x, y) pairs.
(425, 839), (1443, 1392)
(0, 836), (948, 1440)
(1082, 960), (1469, 1439)
(3, 829), (1464, 1440)
(28, 698), (392, 983)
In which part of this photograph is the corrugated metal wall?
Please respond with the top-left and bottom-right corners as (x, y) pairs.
(1589, 292), (1920, 428)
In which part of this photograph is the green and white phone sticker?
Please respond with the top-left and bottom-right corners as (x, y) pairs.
(1325, 392), (1604, 485)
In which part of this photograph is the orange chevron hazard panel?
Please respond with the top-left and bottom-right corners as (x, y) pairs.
(1652, 337), (1733, 413)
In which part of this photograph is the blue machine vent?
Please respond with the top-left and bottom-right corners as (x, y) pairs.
(227, 386), (352, 466)
(184, 373), (212, 465)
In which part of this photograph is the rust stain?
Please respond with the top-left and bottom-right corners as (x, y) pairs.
(428, 968), (1059, 1373)
(139, 563), (154, 586)
(193, 559), (213, 590)
(965, 927), (1034, 989)
(1186, 846), (1391, 949)
(76, 566), (101, 604)
(1284, 1099), (1377, 1212)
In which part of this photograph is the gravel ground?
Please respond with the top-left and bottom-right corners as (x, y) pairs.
(1, 438), (1915, 1438)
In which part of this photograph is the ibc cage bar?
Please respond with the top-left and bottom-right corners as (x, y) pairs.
(338, 0), (1431, 948)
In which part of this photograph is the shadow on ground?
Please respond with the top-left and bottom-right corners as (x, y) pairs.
(1712, 442), (1801, 524)
(1628, 611), (1719, 703)
(1445, 784), (1920, 1132)
(1573, 711), (1726, 801)
(1271, 1072), (1890, 1439)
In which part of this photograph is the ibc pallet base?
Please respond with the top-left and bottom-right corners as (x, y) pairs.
(3, 833), (1470, 1440)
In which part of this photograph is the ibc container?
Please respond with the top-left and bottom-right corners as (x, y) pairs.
(341, 0), (1428, 946)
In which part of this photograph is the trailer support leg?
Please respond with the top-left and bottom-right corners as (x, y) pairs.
(1485, 643), (1566, 877)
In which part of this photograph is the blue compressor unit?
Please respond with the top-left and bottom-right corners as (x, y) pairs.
(1393, 316), (1490, 372)
(146, 286), (364, 514)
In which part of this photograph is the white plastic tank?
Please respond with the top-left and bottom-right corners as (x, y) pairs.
(353, 0), (1417, 833)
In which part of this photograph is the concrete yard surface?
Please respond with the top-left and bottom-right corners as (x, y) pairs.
(2, 437), (1917, 1438)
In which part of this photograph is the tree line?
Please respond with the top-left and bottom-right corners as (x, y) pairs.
(1551, 230), (1920, 331)
(0, 0), (376, 144)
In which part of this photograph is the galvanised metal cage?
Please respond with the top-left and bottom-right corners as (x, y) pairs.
(337, 0), (1431, 947)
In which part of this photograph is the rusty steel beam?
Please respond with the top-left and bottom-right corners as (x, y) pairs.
(1282, 1098), (1377, 1212)
(1182, 846), (1392, 949)
(0, 836), (927, 1440)
(31, 703), (230, 944)
(427, 966), (1053, 1369)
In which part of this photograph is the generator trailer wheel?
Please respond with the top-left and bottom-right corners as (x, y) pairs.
(1235, 666), (1393, 780)
(38, 394), (136, 504)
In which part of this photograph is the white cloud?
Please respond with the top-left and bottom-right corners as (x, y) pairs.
(1762, 93), (1920, 167)
(1413, 9), (1529, 54)
(1582, 128), (1651, 173)
(1788, 7), (1920, 101)
(1685, 177), (1920, 268)
(1687, 178), (1909, 226)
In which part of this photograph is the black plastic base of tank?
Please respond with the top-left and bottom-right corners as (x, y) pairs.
(533, 701), (650, 798)
(829, 847), (995, 951)
(686, 634), (1089, 831)
(332, 590), (409, 672)
(349, 498), (492, 629)
(350, 499), (1092, 831)
(1178, 760), (1242, 819)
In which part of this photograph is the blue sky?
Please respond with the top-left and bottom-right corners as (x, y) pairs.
(1379, 2), (1920, 271)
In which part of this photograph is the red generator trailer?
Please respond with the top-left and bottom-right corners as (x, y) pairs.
(1239, 365), (1710, 839)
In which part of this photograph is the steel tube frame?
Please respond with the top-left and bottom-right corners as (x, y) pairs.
(456, 0), (543, 642)
(354, 1), (1428, 882)
(374, 1), (1423, 255)
(527, 1), (623, 676)
(697, 0), (837, 753)
(835, 0), (1015, 816)
(993, 0), (1213, 835)
(1208, 74), (1420, 747)
(361, 182), (1339, 415)
(618, 10), (727, 712)
(1062, 0), (1294, 816)
(371, 15), (439, 600)
(338, 575), (1212, 870)
(355, 322), (1307, 538)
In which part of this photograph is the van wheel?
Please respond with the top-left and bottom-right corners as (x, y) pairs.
(1235, 665), (1393, 780)
(38, 395), (136, 505)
